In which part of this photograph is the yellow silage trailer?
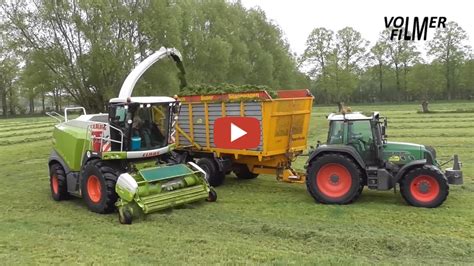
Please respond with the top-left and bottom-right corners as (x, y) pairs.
(174, 90), (314, 186)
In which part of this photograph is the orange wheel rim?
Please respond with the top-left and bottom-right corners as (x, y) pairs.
(410, 175), (440, 203)
(87, 175), (102, 203)
(316, 163), (352, 198)
(51, 175), (59, 195)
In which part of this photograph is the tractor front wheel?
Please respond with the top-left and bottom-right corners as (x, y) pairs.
(81, 160), (118, 213)
(49, 163), (69, 201)
(306, 153), (363, 204)
(400, 166), (449, 208)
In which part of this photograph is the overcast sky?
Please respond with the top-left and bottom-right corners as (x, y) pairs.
(240, 0), (473, 57)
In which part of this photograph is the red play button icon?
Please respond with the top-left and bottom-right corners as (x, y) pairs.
(214, 117), (260, 149)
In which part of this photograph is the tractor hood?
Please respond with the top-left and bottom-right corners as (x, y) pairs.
(383, 141), (424, 165)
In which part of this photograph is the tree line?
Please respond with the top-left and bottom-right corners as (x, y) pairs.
(0, 0), (308, 115)
(0, 0), (472, 117)
(300, 23), (473, 104)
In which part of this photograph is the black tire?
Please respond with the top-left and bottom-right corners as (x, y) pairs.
(81, 159), (119, 213)
(306, 153), (363, 204)
(197, 158), (225, 187)
(206, 188), (218, 202)
(233, 164), (258, 179)
(400, 165), (449, 208)
(49, 163), (69, 201)
(119, 209), (133, 225)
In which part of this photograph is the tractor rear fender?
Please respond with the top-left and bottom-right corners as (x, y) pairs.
(307, 145), (366, 170)
(48, 149), (70, 174)
(394, 159), (427, 182)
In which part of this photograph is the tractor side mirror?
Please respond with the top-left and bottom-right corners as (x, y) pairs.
(384, 118), (388, 128)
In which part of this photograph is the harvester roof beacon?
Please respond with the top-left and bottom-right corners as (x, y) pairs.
(48, 47), (216, 224)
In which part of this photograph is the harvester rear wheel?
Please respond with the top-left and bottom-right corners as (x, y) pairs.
(233, 164), (258, 179)
(49, 163), (69, 201)
(400, 166), (448, 208)
(306, 153), (363, 204)
(81, 160), (118, 213)
(197, 158), (225, 187)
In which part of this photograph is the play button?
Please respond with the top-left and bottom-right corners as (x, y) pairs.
(213, 117), (260, 149)
(231, 123), (247, 142)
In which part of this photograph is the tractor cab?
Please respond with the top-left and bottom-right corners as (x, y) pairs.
(327, 112), (384, 166)
(108, 97), (178, 152)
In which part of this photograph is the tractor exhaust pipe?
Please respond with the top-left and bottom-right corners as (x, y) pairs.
(445, 154), (463, 185)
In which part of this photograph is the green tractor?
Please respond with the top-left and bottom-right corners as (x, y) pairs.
(306, 112), (463, 207)
(48, 48), (216, 224)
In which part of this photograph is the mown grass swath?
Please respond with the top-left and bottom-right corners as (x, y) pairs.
(0, 102), (473, 264)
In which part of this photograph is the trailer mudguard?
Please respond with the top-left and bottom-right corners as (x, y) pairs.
(307, 145), (366, 169)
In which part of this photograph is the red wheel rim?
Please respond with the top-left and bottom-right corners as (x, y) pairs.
(51, 175), (59, 195)
(316, 163), (352, 198)
(410, 175), (440, 203)
(87, 175), (102, 203)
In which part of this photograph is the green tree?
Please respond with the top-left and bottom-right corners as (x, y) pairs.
(380, 29), (420, 101)
(370, 41), (388, 98)
(407, 63), (444, 101)
(428, 21), (470, 100)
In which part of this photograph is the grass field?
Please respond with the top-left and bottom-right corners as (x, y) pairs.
(0, 102), (473, 264)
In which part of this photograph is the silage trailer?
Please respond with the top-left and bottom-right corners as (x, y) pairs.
(174, 90), (314, 186)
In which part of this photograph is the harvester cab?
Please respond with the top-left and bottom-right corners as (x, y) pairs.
(48, 47), (216, 224)
(306, 111), (463, 208)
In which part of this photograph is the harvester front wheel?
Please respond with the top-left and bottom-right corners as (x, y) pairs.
(233, 164), (258, 179)
(400, 166), (448, 208)
(306, 153), (363, 204)
(81, 160), (118, 213)
(49, 163), (69, 201)
(197, 158), (225, 187)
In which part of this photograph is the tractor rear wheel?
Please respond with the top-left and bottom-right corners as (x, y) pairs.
(197, 158), (225, 187)
(400, 166), (448, 208)
(306, 153), (363, 204)
(233, 164), (258, 179)
(49, 163), (69, 201)
(81, 159), (118, 213)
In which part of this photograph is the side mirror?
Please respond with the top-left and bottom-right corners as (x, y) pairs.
(381, 125), (386, 136)
(384, 118), (388, 128)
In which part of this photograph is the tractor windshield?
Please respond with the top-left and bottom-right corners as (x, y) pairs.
(109, 102), (173, 151)
(327, 120), (373, 147)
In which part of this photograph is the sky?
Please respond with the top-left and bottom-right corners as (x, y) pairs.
(239, 0), (474, 58)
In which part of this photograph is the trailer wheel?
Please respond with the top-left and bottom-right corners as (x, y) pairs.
(306, 153), (363, 204)
(197, 158), (225, 186)
(81, 160), (118, 213)
(233, 164), (258, 179)
(49, 163), (69, 201)
(400, 165), (448, 208)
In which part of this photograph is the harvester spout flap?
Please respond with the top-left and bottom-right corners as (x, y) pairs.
(118, 47), (185, 99)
